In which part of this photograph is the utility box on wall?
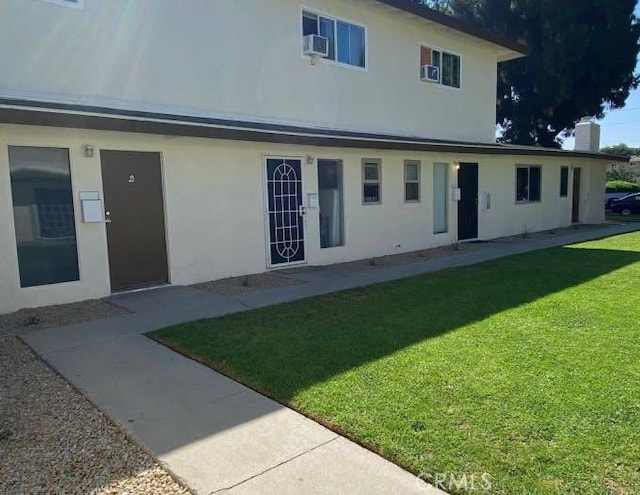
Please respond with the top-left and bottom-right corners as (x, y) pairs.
(79, 191), (104, 223)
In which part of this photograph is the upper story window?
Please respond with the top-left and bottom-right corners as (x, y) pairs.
(420, 46), (461, 88)
(302, 10), (366, 68)
(38, 0), (84, 8)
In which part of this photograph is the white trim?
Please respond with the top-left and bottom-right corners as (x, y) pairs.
(37, 0), (84, 9)
(157, 151), (173, 287)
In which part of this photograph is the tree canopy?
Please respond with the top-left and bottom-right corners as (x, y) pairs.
(600, 143), (640, 159)
(419, 0), (640, 148)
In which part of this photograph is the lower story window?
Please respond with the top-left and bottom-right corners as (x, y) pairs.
(516, 165), (542, 203)
(404, 160), (421, 202)
(8, 146), (80, 287)
(560, 166), (569, 197)
(433, 163), (449, 233)
(362, 159), (381, 204)
(318, 159), (344, 248)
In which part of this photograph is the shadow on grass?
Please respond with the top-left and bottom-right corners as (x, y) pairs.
(151, 244), (640, 401)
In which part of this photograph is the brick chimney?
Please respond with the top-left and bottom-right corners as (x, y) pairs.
(574, 117), (601, 152)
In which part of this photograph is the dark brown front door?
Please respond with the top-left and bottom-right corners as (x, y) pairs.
(572, 167), (581, 223)
(101, 150), (168, 291)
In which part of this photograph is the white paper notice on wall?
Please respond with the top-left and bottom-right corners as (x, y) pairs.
(307, 193), (319, 208)
(82, 200), (103, 223)
(452, 188), (462, 201)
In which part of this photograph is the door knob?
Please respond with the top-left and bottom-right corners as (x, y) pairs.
(105, 211), (112, 224)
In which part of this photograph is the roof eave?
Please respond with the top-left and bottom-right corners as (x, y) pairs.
(376, 0), (529, 57)
(0, 99), (619, 162)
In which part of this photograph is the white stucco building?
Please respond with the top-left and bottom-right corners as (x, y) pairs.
(0, 0), (618, 314)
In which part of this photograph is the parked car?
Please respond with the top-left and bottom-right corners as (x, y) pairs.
(605, 192), (631, 209)
(610, 192), (640, 215)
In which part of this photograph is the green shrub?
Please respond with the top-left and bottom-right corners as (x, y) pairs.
(606, 180), (640, 193)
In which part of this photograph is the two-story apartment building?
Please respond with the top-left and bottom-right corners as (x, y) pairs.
(0, 0), (617, 314)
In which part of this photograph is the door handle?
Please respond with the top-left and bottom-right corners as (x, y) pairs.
(105, 211), (112, 224)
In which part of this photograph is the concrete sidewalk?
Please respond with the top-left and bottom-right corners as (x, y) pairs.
(21, 223), (639, 494)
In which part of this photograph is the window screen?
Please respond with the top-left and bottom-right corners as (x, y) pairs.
(433, 163), (448, 233)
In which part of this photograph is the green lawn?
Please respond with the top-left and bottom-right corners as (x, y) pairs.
(151, 233), (640, 495)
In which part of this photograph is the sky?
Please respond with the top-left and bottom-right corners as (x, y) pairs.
(562, 3), (640, 150)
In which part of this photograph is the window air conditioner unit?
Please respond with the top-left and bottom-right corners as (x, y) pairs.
(304, 34), (329, 58)
(421, 64), (440, 83)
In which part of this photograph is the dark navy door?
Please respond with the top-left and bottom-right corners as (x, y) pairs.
(266, 158), (306, 266)
(457, 162), (479, 240)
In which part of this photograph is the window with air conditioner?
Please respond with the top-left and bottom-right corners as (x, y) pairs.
(420, 46), (461, 88)
(302, 10), (366, 68)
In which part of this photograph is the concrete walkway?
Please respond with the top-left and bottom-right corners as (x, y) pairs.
(21, 224), (639, 494)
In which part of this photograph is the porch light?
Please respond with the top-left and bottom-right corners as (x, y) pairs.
(83, 144), (95, 158)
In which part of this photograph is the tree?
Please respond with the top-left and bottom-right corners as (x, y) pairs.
(600, 143), (640, 160)
(419, 1), (640, 148)
(606, 165), (637, 182)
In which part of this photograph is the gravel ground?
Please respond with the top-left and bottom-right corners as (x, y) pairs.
(333, 244), (476, 271)
(0, 302), (191, 495)
(194, 272), (303, 296)
(0, 299), (129, 337)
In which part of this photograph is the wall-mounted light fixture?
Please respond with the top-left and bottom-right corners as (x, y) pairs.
(455, 162), (461, 171)
(306, 155), (314, 165)
(83, 144), (95, 158)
